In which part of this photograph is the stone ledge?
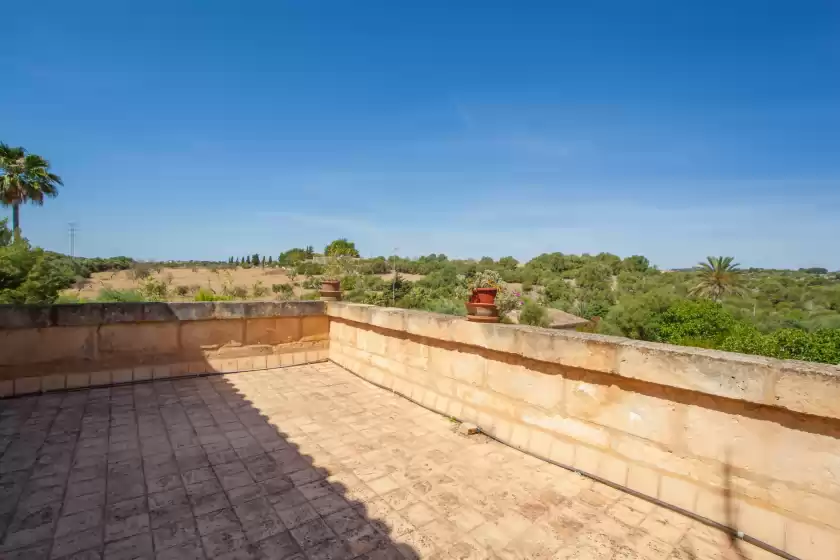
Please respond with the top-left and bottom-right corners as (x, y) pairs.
(326, 302), (840, 420)
(0, 300), (326, 329)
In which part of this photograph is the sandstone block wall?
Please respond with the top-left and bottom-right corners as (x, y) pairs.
(0, 301), (329, 397)
(328, 302), (840, 560)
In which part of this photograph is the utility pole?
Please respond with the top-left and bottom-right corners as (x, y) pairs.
(68, 222), (78, 258)
(392, 247), (398, 306)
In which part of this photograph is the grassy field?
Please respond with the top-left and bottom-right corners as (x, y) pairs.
(63, 267), (425, 301)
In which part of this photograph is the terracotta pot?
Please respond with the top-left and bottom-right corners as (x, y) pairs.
(321, 280), (341, 292)
(465, 302), (500, 323)
(320, 279), (342, 301)
(470, 288), (498, 304)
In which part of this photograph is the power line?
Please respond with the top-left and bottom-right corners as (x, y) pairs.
(68, 222), (78, 257)
(392, 247), (399, 306)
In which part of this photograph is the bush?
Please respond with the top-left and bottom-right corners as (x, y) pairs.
(229, 285), (248, 299)
(252, 281), (268, 298)
(175, 285), (190, 297)
(140, 278), (168, 300)
(194, 288), (230, 301)
(519, 300), (550, 327)
(131, 262), (158, 280)
(96, 288), (145, 302)
(272, 284), (294, 299)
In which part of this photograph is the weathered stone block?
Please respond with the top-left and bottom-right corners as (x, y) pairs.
(166, 302), (216, 321)
(54, 304), (104, 326)
(564, 379), (677, 446)
(214, 302), (246, 318)
(181, 319), (244, 349)
(486, 360), (563, 410)
(369, 308), (407, 332)
(66, 373), (90, 388)
(597, 455), (629, 486)
(774, 364), (840, 420)
(447, 351), (486, 386)
(517, 409), (610, 448)
(786, 520), (840, 560)
(42, 374), (66, 392)
(626, 464), (660, 496)
(454, 384), (519, 418)
(658, 475), (698, 511)
(14, 376), (41, 395)
(141, 303), (179, 322)
(615, 341), (768, 405)
(301, 316), (329, 341)
(545, 332), (620, 373)
(0, 380), (13, 397)
(0, 304), (51, 329)
(736, 501), (786, 550)
(90, 371), (111, 386)
(245, 317), (301, 345)
(405, 311), (454, 342)
(270, 300), (325, 317)
(0, 326), (96, 366)
(101, 303), (145, 323)
(99, 323), (179, 356)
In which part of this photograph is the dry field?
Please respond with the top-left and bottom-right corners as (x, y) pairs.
(64, 267), (425, 301)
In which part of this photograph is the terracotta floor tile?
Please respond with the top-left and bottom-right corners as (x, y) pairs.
(0, 365), (741, 560)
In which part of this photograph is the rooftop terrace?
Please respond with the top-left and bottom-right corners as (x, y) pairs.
(1, 301), (839, 559)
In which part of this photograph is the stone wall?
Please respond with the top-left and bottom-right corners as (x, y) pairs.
(328, 302), (840, 560)
(0, 301), (329, 397)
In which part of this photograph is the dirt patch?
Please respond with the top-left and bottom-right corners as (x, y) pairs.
(64, 268), (425, 301)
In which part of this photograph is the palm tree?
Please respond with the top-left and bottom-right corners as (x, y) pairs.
(0, 143), (63, 239)
(689, 256), (744, 301)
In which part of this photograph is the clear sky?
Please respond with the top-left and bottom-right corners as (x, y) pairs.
(3, 1), (839, 269)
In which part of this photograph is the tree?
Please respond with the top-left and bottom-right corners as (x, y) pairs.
(656, 299), (738, 348)
(498, 256), (519, 270)
(324, 238), (360, 257)
(689, 256), (745, 302)
(621, 255), (650, 273)
(0, 218), (12, 247)
(0, 143), (63, 238)
(251, 254), (260, 266)
(305, 245), (314, 259)
(268, 256), (273, 265)
(278, 248), (308, 266)
(260, 256), (266, 268)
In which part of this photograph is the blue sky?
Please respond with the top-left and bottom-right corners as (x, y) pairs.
(3, 1), (839, 269)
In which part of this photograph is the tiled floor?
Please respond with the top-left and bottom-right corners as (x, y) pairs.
(0, 363), (774, 560)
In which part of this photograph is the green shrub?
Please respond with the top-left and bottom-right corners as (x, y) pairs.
(96, 288), (145, 302)
(229, 285), (248, 299)
(194, 288), (230, 301)
(272, 284), (294, 298)
(519, 300), (550, 327)
(131, 262), (158, 280)
(252, 281), (268, 298)
(140, 278), (168, 300)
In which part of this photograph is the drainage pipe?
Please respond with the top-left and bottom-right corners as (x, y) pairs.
(358, 372), (801, 560)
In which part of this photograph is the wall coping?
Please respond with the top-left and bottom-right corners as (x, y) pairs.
(0, 301), (326, 329)
(327, 302), (840, 421)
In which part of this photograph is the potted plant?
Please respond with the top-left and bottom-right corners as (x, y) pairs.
(455, 270), (517, 323)
(319, 256), (355, 301)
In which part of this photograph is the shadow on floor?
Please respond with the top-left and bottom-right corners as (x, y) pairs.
(0, 362), (420, 560)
